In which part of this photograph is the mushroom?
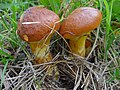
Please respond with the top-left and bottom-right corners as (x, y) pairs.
(59, 7), (102, 57)
(17, 6), (60, 64)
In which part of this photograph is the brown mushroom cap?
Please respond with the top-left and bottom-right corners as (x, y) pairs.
(60, 7), (102, 39)
(17, 6), (60, 42)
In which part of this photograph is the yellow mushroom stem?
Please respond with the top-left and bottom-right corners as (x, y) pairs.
(29, 34), (53, 64)
(69, 36), (87, 57)
(29, 33), (59, 77)
(69, 32), (91, 57)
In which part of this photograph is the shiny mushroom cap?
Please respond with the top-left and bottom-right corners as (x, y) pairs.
(17, 6), (60, 42)
(60, 7), (102, 39)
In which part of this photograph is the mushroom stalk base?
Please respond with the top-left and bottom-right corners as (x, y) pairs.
(29, 35), (59, 78)
(30, 36), (52, 64)
(69, 36), (87, 57)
